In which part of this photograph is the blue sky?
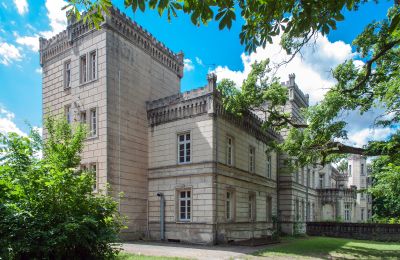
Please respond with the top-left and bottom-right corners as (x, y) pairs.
(0, 0), (394, 146)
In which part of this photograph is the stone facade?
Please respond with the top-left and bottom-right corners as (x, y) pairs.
(40, 7), (372, 244)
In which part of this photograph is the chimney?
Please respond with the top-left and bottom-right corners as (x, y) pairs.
(289, 73), (296, 86)
(207, 73), (217, 91)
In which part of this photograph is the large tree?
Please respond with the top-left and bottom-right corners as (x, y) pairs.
(66, 0), (400, 219)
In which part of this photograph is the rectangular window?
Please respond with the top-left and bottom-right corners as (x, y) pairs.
(312, 171), (315, 189)
(178, 132), (191, 164)
(360, 192), (365, 200)
(302, 201), (305, 221)
(226, 136), (233, 166)
(248, 193), (256, 221)
(348, 165), (352, 176)
(361, 208), (365, 221)
(80, 111), (87, 124)
(306, 202), (310, 222)
(307, 169), (310, 187)
(344, 202), (351, 221)
(90, 163), (97, 191)
(89, 108), (97, 137)
(89, 50), (97, 80)
(301, 168), (304, 185)
(80, 55), (87, 84)
(178, 190), (191, 221)
(361, 163), (365, 176)
(249, 146), (255, 173)
(266, 154), (272, 178)
(64, 60), (71, 89)
(295, 199), (300, 221)
(266, 196), (272, 222)
(226, 191), (234, 221)
(65, 104), (71, 124)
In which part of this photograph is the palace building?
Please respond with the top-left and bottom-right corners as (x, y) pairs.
(40, 7), (371, 244)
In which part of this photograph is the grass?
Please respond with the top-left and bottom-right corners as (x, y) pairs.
(116, 252), (189, 260)
(253, 236), (400, 259)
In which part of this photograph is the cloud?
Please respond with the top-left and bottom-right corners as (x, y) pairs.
(35, 68), (42, 74)
(0, 42), (22, 65)
(184, 58), (194, 72)
(213, 34), (355, 104)
(16, 35), (39, 52)
(347, 127), (395, 148)
(0, 106), (26, 137)
(195, 57), (203, 66)
(15, 0), (68, 52)
(13, 0), (28, 15)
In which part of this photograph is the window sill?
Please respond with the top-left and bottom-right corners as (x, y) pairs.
(79, 78), (98, 88)
(86, 135), (98, 141)
(176, 220), (192, 224)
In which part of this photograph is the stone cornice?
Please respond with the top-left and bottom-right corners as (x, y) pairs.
(146, 84), (282, 144)
(39, 7), (184, 78)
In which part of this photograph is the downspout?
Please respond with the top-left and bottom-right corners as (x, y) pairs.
(118, 70), (121, 211)
(276, 152), (280, 233)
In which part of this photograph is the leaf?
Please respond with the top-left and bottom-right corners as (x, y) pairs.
(389, 13), (400, 34)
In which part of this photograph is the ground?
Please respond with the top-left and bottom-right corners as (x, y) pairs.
(121, 236), (400, 260)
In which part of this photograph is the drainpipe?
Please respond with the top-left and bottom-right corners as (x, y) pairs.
(157, 192), (165, 241)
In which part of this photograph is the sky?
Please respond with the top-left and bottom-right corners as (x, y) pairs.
(0, 0), (396, 147)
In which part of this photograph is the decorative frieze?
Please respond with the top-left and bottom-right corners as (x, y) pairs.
(39, 6), (184, 77)
(147, 74), (282, 143)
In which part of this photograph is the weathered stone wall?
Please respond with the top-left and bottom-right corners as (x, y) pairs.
(105, 27), (182, 240)
(42, 29), (108, 191)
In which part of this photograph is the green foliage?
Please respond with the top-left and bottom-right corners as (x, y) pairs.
(0, 117), (125, 259)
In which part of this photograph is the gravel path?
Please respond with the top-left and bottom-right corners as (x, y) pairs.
(122, 241), (274, 260)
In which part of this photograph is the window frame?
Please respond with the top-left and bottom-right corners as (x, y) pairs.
(226, 190), (235, 221)
(248, 192), (256, 222)
(177, 189), (192, 222)
(266, 154), (272, 179)
(249, 146), (255, 173)
(64, 59), (71, 89)
(344, 202), (351, 221)
(89, 162), (98, 192)
(266, 195), (273, 222)
(89, 108), (97, 138)
(80, 54), (87, 84)
(177, 132), (191, 164)
(88, 50), (98, 81)
(226, 136), (234, 166)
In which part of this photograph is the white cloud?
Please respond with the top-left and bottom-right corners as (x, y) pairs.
(184, 58), (194, 72)
(15, 0), (68, 52)
(213, 34), (355, 104)
(16, 35), (39, 52)
(35, 68), (42, 74)
(0, 42), (22, 65)
(347, 127), (395, 148)
(195, 57), (203, 66)
(0, 106), (26, 136)
(13, 0), (28, 15)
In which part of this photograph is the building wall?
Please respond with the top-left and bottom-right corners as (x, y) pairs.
(105, 28), (182, 239)
(42, 29), (109, 191)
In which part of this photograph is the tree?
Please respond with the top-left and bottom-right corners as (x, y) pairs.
(0, 117), (124, 259)
(66, 0), (400, 218)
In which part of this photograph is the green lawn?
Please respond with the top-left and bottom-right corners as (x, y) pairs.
(116, 252), (189, 260)
(254, 236), (400, 259)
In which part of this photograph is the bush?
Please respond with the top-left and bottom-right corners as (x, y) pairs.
(0, 117), (125, 259)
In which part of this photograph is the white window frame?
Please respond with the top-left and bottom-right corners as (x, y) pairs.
(80, 54), (87, 84)
(226, 190), (235, 221)
(89, 108), (97, 137)
(64, 60), (71, 89)
(178, 189), (191, 221)
(266, 154), (272, 178)
(344, 202), (351, 221)
(249, 146), (255, 173)
(80, 110), (87, 124)
(177, 132), (191, 164)
(226, 136), (234, 166)
(248, 193), (256, 222)
(88, 50), (97, 81)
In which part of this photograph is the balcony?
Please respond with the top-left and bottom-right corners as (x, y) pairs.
(317, 187), (357, 204)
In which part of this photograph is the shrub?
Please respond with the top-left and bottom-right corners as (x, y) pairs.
(0, 117), (125, 259)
